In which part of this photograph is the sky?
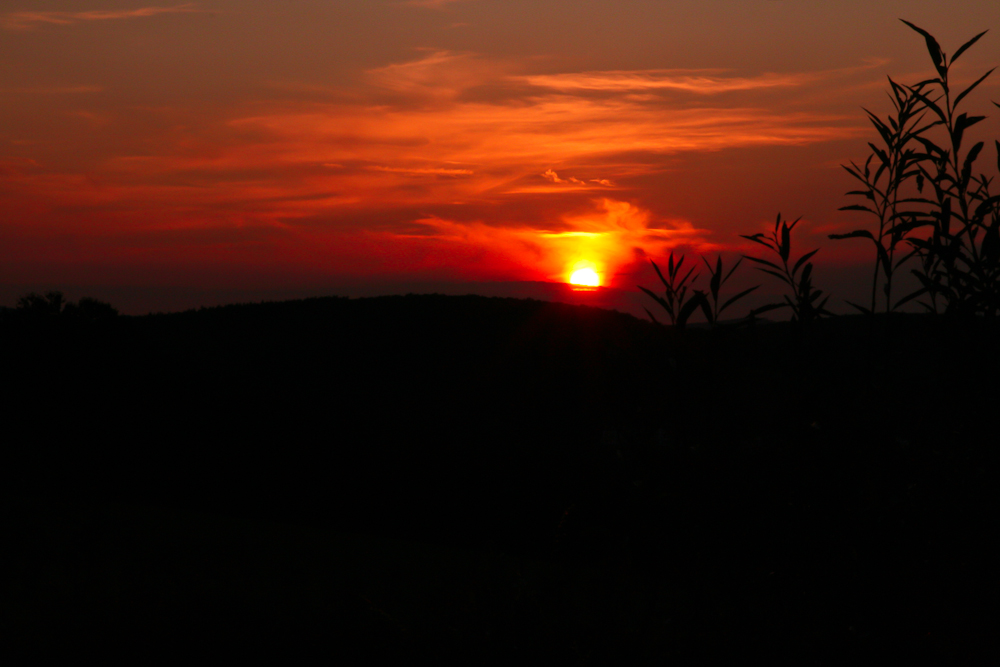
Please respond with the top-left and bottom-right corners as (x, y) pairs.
(2, 1), (998, 316)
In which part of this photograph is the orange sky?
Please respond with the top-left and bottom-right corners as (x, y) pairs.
(2, 1), (998, 314)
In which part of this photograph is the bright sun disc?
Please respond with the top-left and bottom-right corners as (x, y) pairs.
(570, 268), (600, 287)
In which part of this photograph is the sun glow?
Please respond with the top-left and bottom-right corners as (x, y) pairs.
(569, 267), (600, 287)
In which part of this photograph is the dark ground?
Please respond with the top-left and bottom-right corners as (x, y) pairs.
(3, 294), (998, 659)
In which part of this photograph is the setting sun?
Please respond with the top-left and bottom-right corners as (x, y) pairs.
(569, 268), (601, 287)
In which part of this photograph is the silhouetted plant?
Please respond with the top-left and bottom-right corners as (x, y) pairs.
(640, 252), (757, 328)
(639, 252), (703, 329)
(829, 73), (939, 314)
(741, 214), (832, 322)
(695, 255), (759, 326)
(891, 21), (1000, 317)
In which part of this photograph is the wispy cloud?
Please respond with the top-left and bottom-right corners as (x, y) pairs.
(519, 69), (816, 94)
(369, 165), (474, 176)
(2, 4), (200, 30)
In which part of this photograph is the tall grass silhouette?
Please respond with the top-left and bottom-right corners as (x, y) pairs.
(829, 74), (936, 314)
(642, 20), (998, 325)
(639, 251), (701, 328)
(832, 20), (1000, 317)
(639, 252), (757, 327)
(741, 214), (831, 323)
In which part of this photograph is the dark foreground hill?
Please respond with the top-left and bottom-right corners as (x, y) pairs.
(4, 294), (999, 659)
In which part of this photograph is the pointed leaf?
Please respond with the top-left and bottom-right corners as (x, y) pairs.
(869, 143), (890, 168)
(891, 219), (928, 239)
(650, 260), (670, 289)
(780, 222), (790, 263)
(722, 256), (744, 284)
(793, 248), (820, 277)
(639, 286), (672, 314)
(951, 30), (988, 64)
(953, 68), (994, 109)
(846, 301), (873, 315)
(908, 88), (948, 123)
(953, 114), (986, 154)
(751, 303), (788, 317)
(961, 141), (984, 191)
(841, 164), (871, 186)
(800, 262), (813, 286)
(893, 249), (919, 269)
(679, 265), (698, 289)
(756, 267), (792, 285)
(742, 255), (783, 271)
(829, 229), (877, 241)
(894, 287), (929, 310)
(875, 241), (891, 277)
(720, 285), (760, 314)
(838, 205), (877, 214)
(900, 20), (945, 75)
(710, 256), (721, 300)
(846, 189), (876, 200)
(865, 111), (893, 147)
(676, 293), (702, 329)
(739, 234), (776, 250)
(695, 291), (713, 325)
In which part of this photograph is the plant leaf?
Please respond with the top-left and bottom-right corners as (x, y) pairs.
(793, 248), (820, 277)
(639, 285), (672, 313)
(953, 114), (986, 154)
(875, 241), (891, 277)
(961, 141), (984, 191)
(742, 255), (783, 271)
(756, 268), (792, 285)
(908, 88), (948, 123)
(720, 285), (760, 314)
(951, 30), (989, 64)
(650, 259), (669, 289)
(695, 290), (713, 325)
(829, 229), (877, 241)
(902, 20), (948, 79)
(739, 234), (776, 250)
(751, 303), (787, 317)
(894, 287), (928, 310)
(708, 255), (722, 301)
(953, 67), (994, 109)
(679, 265), (698, 289)
(676, 293), (703, 329)
(838, 205), (877, 214)
(722, 256), (744, 284)
(846, 301), (872, 315)
(901, 20), (946, 76)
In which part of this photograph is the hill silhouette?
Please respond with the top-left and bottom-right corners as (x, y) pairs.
(5, 294), (999, 658)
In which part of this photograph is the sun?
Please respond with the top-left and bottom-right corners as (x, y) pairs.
(569, 267), (600, 287)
